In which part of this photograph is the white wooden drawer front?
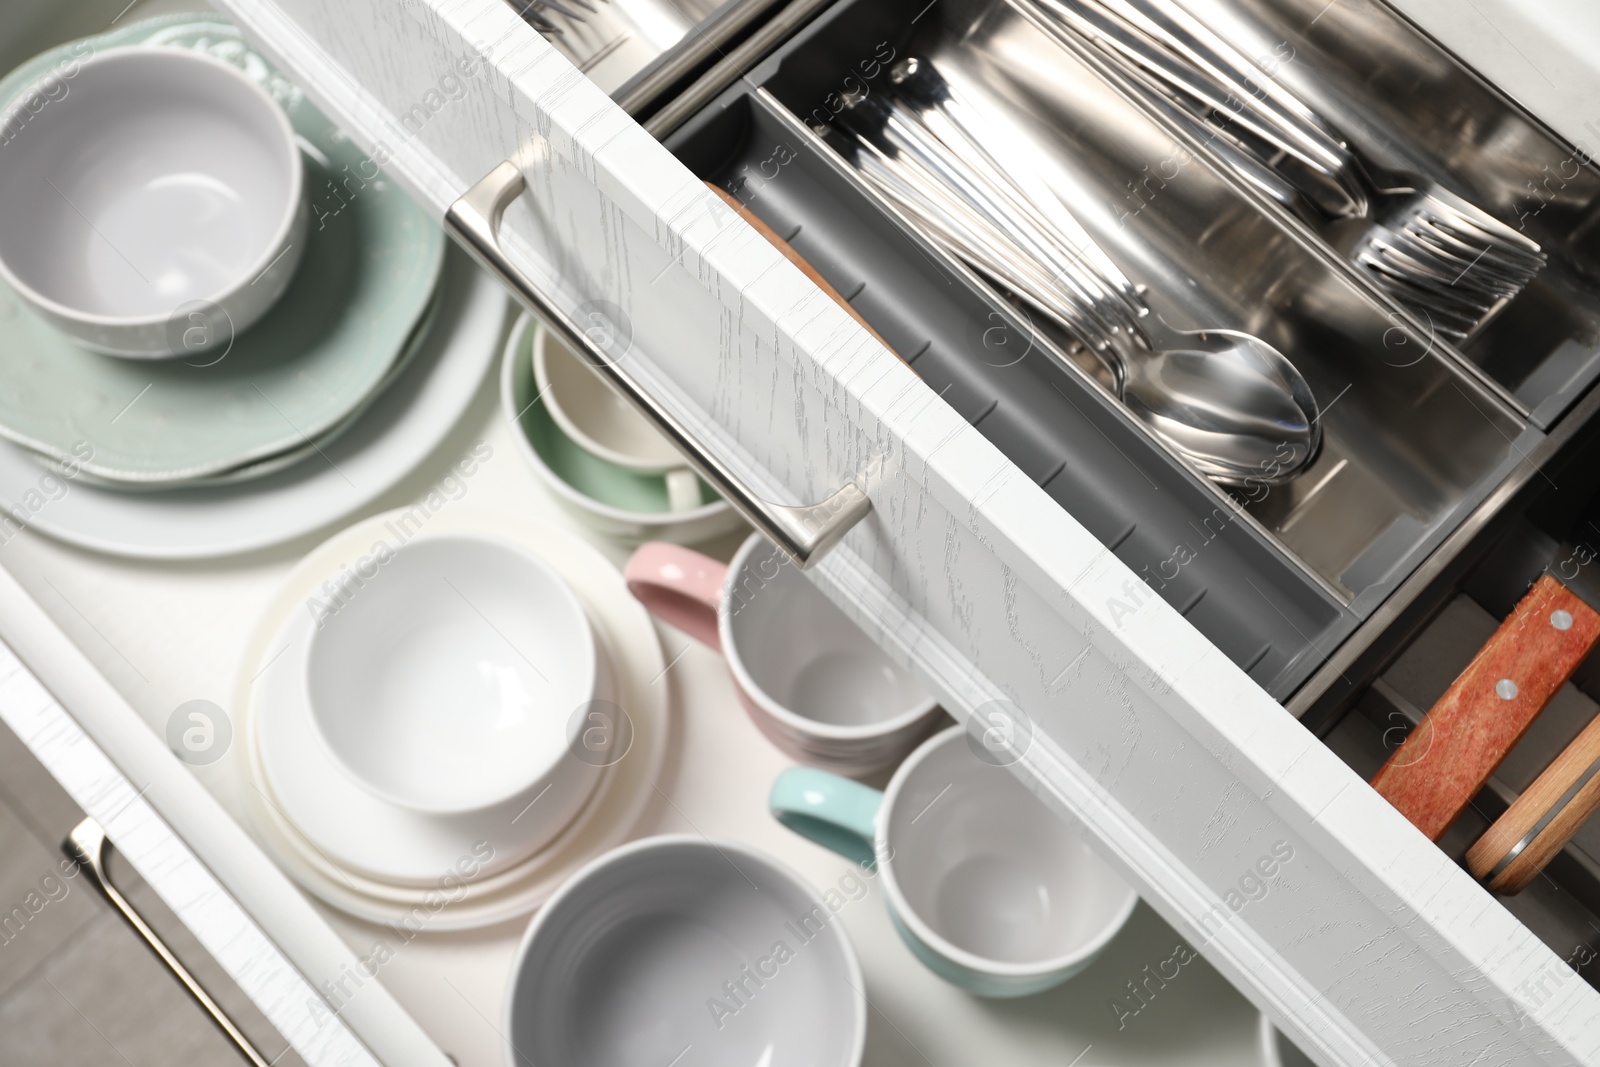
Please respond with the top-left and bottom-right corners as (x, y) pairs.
(212, 0), (1600, 1064)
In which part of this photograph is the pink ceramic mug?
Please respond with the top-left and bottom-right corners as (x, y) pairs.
(625, 534), (943, 775)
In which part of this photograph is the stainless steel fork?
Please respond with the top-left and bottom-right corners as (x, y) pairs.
(1017, 0), (1546, 344)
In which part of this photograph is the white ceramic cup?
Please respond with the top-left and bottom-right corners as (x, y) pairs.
(502, 315), (744, 546)
(625, 534), (944, 774)
(0, 47), (306, 357)
(772, 725), (1139, 997)
(506, 834), (866, 1067)
(534, 325), (703, 512)
(304, 532), (602, 856)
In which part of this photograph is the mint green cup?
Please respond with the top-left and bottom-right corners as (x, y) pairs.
(770, 725), (1138, 998)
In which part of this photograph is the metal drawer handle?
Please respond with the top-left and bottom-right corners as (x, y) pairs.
(64, 818), (272, 1067)
(445, 162), (872, 568)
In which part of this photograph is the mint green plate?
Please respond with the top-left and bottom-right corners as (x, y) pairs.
(0, 16), (444, 485)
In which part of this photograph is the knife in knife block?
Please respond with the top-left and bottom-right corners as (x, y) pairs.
(1467, 711), (1600, 893)
(1371, 573), (1600, 841)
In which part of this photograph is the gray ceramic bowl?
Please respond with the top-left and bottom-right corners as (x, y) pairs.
(0, 47), (305, 357)
(505, 835), (866, 1067)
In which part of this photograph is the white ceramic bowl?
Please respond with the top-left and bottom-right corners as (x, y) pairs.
(305, 532), (599, 822)
(506, 835), (866, 1067)
(0, 47), (306, 357)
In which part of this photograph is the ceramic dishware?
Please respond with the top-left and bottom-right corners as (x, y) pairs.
(625, 534), (944, 773)
(502, 313), (744, 544)
(0, 46), (305, 356)
(535, 325), (703, 512)
(0, 19), (444, 485)
(505, 835), (866, 1067)
(301, 531), (602, 860)
(244, 509), (668, 917)
(0, 241), (498, 560)
(771, 724), (1138, 996)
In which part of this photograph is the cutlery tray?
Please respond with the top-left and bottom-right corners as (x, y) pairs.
(1160, 0), (1600, 429)
(658, 0), (1540, 697)
(617, 0), (1600, 425)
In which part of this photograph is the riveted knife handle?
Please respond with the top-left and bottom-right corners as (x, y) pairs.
(1371, 575), (1600, 841)
(1467, 712), (1600, 894)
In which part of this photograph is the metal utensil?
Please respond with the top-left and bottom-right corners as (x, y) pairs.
(509, 0), (606, 38)
(1017, 0), (1546, 344)
(834, 59), (1321, 486)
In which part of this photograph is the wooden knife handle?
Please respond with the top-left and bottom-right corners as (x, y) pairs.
(1371, 575), (1600, 840)
(1467, 712), (1600, 893)
(704, 182), (901, 361)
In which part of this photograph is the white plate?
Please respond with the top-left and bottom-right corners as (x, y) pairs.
(0, 246), (505, 558)
(234, 507), (670, 928)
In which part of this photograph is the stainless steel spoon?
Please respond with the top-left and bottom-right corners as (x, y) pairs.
(837, 60), (1321, 486)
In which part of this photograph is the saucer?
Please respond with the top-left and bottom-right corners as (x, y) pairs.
(0, 16), (443, 485)
(234, 508), (670, 929)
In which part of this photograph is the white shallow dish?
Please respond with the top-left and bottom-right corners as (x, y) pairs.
(235, 507), (670, 927)
(506, 835), (867, 1067)
(0, 246), (506, 558)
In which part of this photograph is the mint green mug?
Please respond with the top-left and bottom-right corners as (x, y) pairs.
(770, 725), (1138, 997)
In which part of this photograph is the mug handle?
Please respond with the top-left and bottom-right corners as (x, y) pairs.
(770, 767), (882, 870)
(624, 542), (727, 651)
(663, 468), (704, 513)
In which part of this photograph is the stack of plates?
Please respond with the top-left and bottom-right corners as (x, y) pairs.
(0, 16), (443, 491)
(234, 510), (671, 929)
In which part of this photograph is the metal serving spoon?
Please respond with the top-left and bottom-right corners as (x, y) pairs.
(836, 60), (1320, 486)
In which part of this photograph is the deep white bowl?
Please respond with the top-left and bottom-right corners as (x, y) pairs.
(304, 532), (600, 822)
(0, 47), (305, 357)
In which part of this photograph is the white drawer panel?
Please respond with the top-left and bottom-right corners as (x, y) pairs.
(214, 0), (1600, 1063)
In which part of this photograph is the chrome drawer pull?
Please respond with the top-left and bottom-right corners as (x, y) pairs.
(445, 161), (871, 568)
(64, 818), (273, 1067)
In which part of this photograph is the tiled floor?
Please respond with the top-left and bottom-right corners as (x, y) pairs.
(0, 719), (305, 1066)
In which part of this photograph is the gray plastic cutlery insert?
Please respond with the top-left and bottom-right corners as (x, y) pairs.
(662, 0), (1552, 700)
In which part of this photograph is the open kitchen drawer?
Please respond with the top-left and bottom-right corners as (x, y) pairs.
(6, 0), (1600, 1063)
